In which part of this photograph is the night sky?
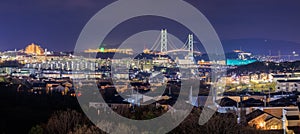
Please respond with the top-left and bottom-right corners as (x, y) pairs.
(0, 0), (300, 54)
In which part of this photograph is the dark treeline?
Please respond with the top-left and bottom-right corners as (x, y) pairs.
(0, 82), (81, 133)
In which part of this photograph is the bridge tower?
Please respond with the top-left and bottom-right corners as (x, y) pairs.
(188, 34), (194, 58)
(160, 29), (168, 52)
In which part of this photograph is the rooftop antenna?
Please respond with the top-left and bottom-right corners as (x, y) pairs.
(189, 86), (193, 104)
(282, 109), (287, 134)
(135, 87), (139, 106)
(45, 48), (48, 57)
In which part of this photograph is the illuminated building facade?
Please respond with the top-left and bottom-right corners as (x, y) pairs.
(226, 59), (257, 66)
(226, 50), (257, 66)
(25, 43), (44, 55)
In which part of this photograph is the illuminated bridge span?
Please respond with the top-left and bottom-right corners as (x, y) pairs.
(84, 29), (202, 57)
(148, 29), (202, 58)
(162, 49), (201, 55)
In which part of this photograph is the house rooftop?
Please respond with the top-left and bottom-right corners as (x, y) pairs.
(239, 98), (264, 107)
(246, 109), (279, 122)
(216, 97), (237, 107)
(277, 79), (300, 83)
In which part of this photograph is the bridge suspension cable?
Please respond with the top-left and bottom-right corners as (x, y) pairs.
(180, 38), (189, 50)
(168, 39), (179, 50)
(149, 33), (161, 51)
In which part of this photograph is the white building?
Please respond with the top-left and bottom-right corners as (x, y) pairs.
(276, 79), (300, 92)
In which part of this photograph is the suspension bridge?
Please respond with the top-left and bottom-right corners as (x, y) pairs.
(147, 29), (202, 57)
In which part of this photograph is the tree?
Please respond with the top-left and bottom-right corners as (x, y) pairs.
(68, 125), (103, 134)
(28, 125), (43, 134)
(45, 109), (88, 134)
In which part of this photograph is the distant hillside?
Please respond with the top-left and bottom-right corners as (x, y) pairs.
(227, 61), (300, 74)
(222, 39), (300, 56)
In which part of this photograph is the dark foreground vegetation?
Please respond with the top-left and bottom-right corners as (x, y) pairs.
(0, 82), (281, 134)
